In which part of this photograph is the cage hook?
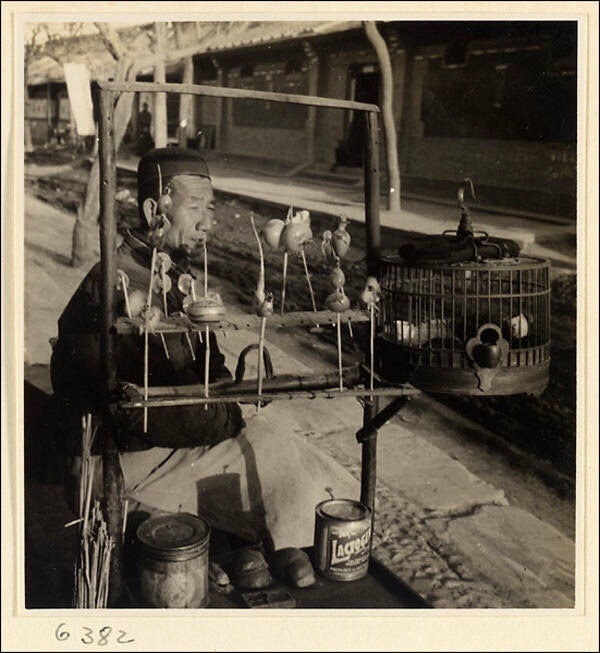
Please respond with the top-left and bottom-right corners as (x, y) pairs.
(457, 178), (477, 238)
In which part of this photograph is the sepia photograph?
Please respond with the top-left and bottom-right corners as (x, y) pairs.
(3, 2), (599, 651)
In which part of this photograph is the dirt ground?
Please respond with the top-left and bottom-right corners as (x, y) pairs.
(21, 154), (577, 609)
(25, 158), (577, 480)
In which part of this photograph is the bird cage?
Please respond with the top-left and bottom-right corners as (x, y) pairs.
(375, 184), (551, 396)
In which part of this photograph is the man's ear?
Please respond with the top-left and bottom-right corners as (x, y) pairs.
(142, 198), (157, 227)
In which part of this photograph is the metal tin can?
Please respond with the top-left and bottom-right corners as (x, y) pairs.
(314, 499), (372, 581)
(136, 513), (210, 608)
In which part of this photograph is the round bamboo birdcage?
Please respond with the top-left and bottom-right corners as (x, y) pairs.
(374, 186), (551, 396)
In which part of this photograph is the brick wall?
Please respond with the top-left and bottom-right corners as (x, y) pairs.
(404, 137), (576, 196)
(223, 124), (307, 162)
(399, 39), (577, 216)
(314, 43), (380, 166)
(219, 57), (309, 162)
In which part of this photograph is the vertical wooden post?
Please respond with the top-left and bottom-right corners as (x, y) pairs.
(360, 398), (379, 512)
(364, 110), (381, 276)
(362, 107), (381, 511)
(213, 59), (224, 149)
(153, 22), (168, 148)
(98, 88), (124, 604)
(303, 42), (319, 164)
(174, 23), (194, 148)
(178, 58), (194, 147)
(46, 81), (52, 142)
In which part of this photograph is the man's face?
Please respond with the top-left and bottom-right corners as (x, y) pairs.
(163, 175), (215, 257)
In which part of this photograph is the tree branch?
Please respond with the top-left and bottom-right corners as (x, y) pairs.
(94, 22), (126, 61)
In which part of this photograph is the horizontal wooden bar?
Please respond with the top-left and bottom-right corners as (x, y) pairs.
(121, 365), (363, 399)
(120, 386), (420, 409)
(96, 81), (380, 113)
(114, 309), (370, 335)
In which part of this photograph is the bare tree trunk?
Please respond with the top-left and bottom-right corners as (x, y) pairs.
(174, 23), (194, 147)
(70, 57), (136, 267)
(363, 21), (401, 212)
(24, 56), (35, 153)
(153, 22), (168, 148)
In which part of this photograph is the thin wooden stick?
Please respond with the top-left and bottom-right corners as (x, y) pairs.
(160, 264), (170, 359)
(203, 240), (208, 297)
(204, 327), (210, 410)
(122, 279), (132, 318)
(185, 332), (196, 360)
(301, 250), (317, 313)
(83, 458), (95, 533)
(370, 302), (375, 398)
(159, 334), (170, 359)
(337, 318), (343, 391)
(257, 316), (267, 410)
(143, 329), (150, 432)
(301, 249), (321, 331)
(122, 499), (129, 543)
(144, 248), (158, 432)
(281, 251), (288, 315)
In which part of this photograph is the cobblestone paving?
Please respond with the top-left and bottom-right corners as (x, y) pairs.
(309, 432), (506, 608)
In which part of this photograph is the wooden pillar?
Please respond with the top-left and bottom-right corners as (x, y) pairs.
(360, 399), (379, 511)
(98, 88), (123, 604)
(212, 58), (223, 149)
(174, 23), (194, 147)
(46, 81), (52, 142)
(178, 58), (194, 147)
(357, 397), (408, 512)
(364, 111), (381, 276)
(303, 41), (319, 164)
(398, 46), (416, 171)
(153, 22), (168, 148)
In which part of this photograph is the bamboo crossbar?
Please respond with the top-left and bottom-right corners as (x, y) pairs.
(96, 80), (380, 113)
(121, 385), (419, 409)
(122, 365), (364, 399)
(114, 309), (370, 334)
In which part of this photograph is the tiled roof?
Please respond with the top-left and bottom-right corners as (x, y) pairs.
(26, 21), (362, 85)
(188, 20), (361, 54)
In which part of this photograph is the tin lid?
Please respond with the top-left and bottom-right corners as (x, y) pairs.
(318, 499), (370, 521)
(136, 513), (210, 562)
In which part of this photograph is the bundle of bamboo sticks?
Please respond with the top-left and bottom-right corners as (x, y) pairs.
(73, 414), (113, 609)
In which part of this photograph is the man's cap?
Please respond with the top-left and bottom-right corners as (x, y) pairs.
(138, 147), (211, 189)
(137, 148), (211, 219)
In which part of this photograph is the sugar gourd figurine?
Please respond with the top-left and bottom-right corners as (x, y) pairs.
(262, 218), (286, 250)
(251, 214), (275, 408)
(325, 256), (351, 391)
(360, 276), (382, 396)
(331, 215), (351, 259)
(279, 207), (315, 314)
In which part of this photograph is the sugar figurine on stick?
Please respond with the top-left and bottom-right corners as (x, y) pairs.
(263, 206), (314, 315)
(322, 215), (353, 336)
(139, 164), (173, 432)
(360, 277), (382, 397)
(179, 226), (225, 408)
(251, 214), (274, 409)
(151, 252), (172, 359)
(322, 215), (353, 389)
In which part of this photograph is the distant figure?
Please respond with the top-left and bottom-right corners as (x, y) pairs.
(332, 115), (364, 171)
(137, 102), (155, 156)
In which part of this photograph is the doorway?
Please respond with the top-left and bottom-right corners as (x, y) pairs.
(334, 65), (381, 169)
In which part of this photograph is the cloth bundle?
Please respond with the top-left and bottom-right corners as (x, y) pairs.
(397, 234), (521, 265)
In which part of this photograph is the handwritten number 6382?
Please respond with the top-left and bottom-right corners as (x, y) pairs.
(55, 623), (134, 644)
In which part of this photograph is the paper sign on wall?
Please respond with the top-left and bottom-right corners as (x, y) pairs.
(63, 62), (95, 136)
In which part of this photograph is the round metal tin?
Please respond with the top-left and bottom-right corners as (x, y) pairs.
(314, 499), (372, 582)
(136, 513), (210, 562)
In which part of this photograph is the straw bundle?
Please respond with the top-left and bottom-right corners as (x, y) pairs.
(73, 414), (113, 609)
